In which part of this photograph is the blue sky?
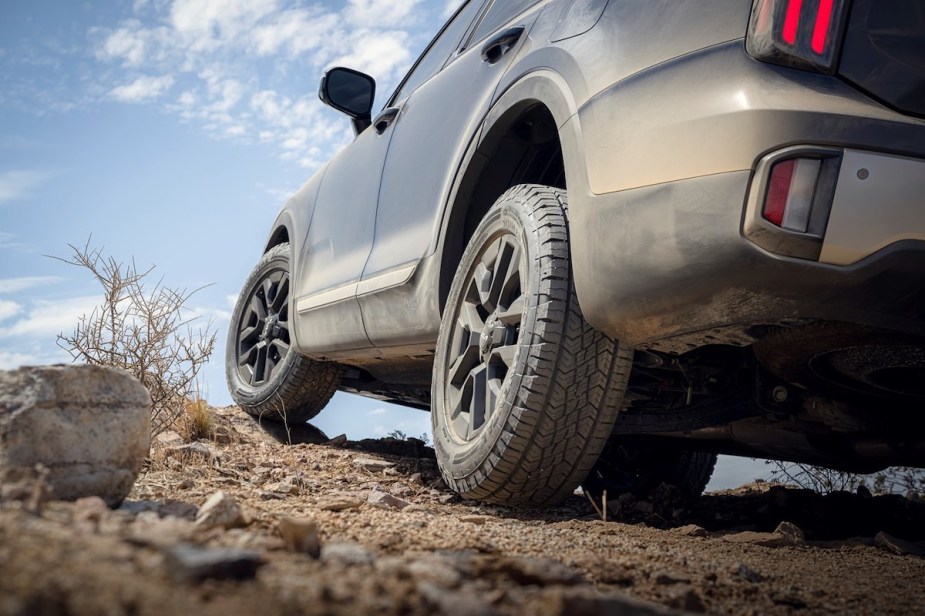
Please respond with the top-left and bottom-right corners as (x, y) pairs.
(0, 0), (765, 489)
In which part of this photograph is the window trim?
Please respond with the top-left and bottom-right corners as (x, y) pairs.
(463, 0), (543, 49)
(386, 0), (491, 108)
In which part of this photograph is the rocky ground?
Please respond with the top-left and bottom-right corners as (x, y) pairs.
(2, 405), (924, 616)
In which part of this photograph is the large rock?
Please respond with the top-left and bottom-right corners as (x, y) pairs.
(0, 365), (150, 506)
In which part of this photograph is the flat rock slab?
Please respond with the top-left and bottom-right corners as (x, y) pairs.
(0, 365), (150, 506)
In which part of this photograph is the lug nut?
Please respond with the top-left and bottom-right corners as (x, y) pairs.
(771, 386), (788, 403)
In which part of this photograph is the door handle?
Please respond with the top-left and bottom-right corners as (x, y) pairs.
(481, 26), (525, 64)
(373, 106), (401, 134)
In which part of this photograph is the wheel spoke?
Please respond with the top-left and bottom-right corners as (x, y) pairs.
(250, 294), (267, 320)
(238, 343), (258, 367)
(486, 378), (502, 421)
(271, 273), (289, 313)
(486, 239), (517, 312)
(469, 364), (487, 435)
(496, 295), (525, 326)
(448, 344), (480, 387)
(269, 338), (290, 358)
(473, 262), (493, 310)
(238, 324), (261, 344)
(458, 302), (484, 335)
(252, 342), (268, 385)
(491, 344), (518, 369)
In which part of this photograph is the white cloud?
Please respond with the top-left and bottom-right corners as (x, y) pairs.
(0, 300), (21, 322)
(329, 30), (413, 79)
(368, 407), (389, 416)
(443, 0), (464, 18)
(169, 0), (279, 51)
(0, 170), (50, 205)
(0, 276), (63, 294)
(85, 0), (445, 171)
(98, 21), (148, 66)
(0, 350), (43, 370)
(110, 74), (175, 102)
(346, 0), (423, 29)
(0, 295), (101, 338)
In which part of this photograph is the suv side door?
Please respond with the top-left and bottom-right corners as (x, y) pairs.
(358, 0), (544, 348)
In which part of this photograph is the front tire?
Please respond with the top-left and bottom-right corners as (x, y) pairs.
(226, 243), (342, 424)
(431, 185), (633, 507)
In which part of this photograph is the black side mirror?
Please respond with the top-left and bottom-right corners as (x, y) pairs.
(319, 67), (376, 135)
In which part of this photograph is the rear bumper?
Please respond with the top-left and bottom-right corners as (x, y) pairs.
(568, 41), (925, 350)
(570, 166), (925, 350)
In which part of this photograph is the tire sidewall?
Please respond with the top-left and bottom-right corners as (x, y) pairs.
(432, 192), (546, 483)
(225, 245), (300, 408)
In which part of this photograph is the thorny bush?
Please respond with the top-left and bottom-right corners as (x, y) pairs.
(54, 240), (216, 437)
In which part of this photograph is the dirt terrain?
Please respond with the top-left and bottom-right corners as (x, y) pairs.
(1, 405), (924, 615)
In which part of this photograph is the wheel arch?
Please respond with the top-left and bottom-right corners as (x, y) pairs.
(436, 70), (585, 313)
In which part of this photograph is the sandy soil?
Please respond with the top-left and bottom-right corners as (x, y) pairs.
(1, 405), (923, 616)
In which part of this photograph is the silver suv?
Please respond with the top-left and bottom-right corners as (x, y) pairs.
(227, 0), (925, 506)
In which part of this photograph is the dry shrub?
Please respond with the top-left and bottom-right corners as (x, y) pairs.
(178, 398), (214, 442)
(54, 239), (216, 437)
(767, 460), (925, 498)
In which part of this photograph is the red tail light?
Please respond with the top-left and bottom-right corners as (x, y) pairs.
(747, 0), (848, 73)
(762, 158), (823, 232)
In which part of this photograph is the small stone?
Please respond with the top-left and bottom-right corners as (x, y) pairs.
(74, 496), (109, 528)
(326, 434), (348, 447)
(653, 570), (691, 585)
(405, 556), (463, 588)
(129, 513), (196, 547)
(278, 517), (321, 557)
(667, 587), (706, 613)
(389, 482), (412, 497)
(195, 491), (246, 530)
(722, 531), (790, 547)
(604, 500), (624, 517)
(418, 582), (497, 616)
(408, 473), (424, 486)
(460, 514), (492, 525)
(159, 500), (198, 520)
(318, 496), (363, 511)
(500, 556), (585, 586)
(438, 493), (460, 504)
(378, 532), (402, 548)
(177, 478), (195, 490)
(874, 531), (925, 557)
(320, 542), (376, 566)
(353, 457), (394, 472)
(265, 481), (299, 496)
(733, 563), (766, 583)
(403, 504), (436, 515)
(671, 524), (708, 537)
(367, 489), (412, 510)
(632, 501), (654, 514)
(773, 521), (805, 543)
(165, 543), (263, 582)
(165, 442), (220, 464)
(155, 430), (184, 447)
(260, 491), (285, 501)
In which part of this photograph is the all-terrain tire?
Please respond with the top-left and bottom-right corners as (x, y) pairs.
(226, 243), (342, 424)
(583, 444), (717, 499)
(432, 185), (634, 507)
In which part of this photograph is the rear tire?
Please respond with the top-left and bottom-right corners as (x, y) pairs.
(226, 243), (342, 424)
(431, 185), (633, 507)
(583, 443), (717, 500)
